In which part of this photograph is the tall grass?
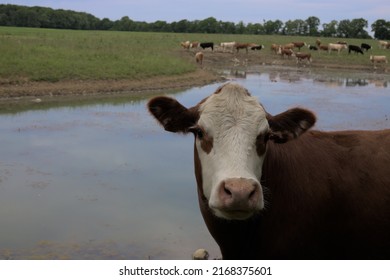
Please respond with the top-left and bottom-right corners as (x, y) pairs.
(0, 27), (388, 83)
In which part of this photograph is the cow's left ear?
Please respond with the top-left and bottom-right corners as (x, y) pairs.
(147, 96), (198, 133)
(267, 108), (316, 143)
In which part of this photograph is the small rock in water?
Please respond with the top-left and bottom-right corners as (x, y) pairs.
(192, 248), (209, 260)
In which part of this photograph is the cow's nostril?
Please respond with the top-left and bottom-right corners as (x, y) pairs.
(249, 190), (256, 199)
(224, 186), (232, 196)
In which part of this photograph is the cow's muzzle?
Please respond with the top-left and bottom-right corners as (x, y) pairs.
(215, 177), (263, 220)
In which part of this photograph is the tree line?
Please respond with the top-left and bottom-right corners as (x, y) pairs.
(1, 4), (390, 39)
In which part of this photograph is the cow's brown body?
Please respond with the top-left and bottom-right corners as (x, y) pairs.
(198, 129), (390, 259)
(292, 41), (306, 50)
(295, 52), (312, 63)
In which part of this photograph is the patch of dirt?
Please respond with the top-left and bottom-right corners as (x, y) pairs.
(0, 68), (223, 99)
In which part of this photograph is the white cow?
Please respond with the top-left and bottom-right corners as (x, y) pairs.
(370, 55), (388, 65)
(220, 42), (236, 53)
(328, 43), (347, 54)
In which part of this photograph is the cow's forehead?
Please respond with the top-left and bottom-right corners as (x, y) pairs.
(198, 83), (267, 129)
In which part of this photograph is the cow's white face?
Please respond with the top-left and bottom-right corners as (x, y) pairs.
(194, 84), (268, 219)
(148, 82), (316, 221)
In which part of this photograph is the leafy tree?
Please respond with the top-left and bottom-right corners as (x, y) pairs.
(150, 20), (170, 32)
(235, 21), (246, 34)
(263, 20), (283, 34)
(0, 4), (19, 26)
(372, 19), (390, 40)
(283, 19), (307, 35)
(198, 17), (218, 33)
(337, 19), (352, 37)
(283, 20), (295, 35)
(0, 4), (100, 30)
(306, 16), (320, 36)
(0, 4), (378, 38)
(218, 21), (236, 34)
(336, 18), (369, 38)
(322, 20), (338, 37)
(15, 7), (40, 27)
(98, 18), (114, 30)
(349, 18), (369, 38)
(113, 16), (134, 31)
(246, 23), (264, 34)
(171, 19), (191, 33)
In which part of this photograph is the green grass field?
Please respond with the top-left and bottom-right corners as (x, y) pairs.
(0, 27), (196, 83)
(0, 27), (388, 83)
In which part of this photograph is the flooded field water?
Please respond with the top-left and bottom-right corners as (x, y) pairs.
(0, 67), (389, 259)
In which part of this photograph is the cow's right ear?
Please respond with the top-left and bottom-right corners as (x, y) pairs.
(147, 96), (198, 133)
(267, 108), (316, 143)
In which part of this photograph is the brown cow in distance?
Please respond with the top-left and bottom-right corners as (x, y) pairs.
(292, 41), (306, 50)
(195, 52), (204, 66)
(235, 43), (253, 53)
(148, 83), (390, 260)
(295, 52), (312, 63)
(277, 47), (294, 58)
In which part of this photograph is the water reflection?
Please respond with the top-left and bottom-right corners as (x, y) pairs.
(0, 66), (389, 259)
(313, 78), (344, 88)
(221, 66), (389, 88)
(314, 78), (387, 88)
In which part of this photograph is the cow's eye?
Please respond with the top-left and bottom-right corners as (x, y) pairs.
(256, 133), (268, 155)
(195, 128), (204, 139)
(190, 127), (204, 139)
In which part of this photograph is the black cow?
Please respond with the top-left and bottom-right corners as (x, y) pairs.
(200, 42), (214, 51)
(348, 45), (364, 55)
(361, 43), (372, 52)
(251, 44), (264, 50)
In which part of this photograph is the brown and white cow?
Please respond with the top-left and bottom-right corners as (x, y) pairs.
(277, 47), (294, 59)
(295, 52), (312, 64)
(148, 83), (390, 260)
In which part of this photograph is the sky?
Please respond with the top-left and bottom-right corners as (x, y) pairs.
(2, 0), (389, 28)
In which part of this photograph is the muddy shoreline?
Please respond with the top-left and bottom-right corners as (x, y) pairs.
(0, 50), (389, 105)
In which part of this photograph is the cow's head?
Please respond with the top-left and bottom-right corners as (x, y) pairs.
(148, 83), (315, 220)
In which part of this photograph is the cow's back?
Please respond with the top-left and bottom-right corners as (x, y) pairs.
(259, 129), (390, 259)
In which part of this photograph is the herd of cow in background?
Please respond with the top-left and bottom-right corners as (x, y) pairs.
(180, 39), (389, 68)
